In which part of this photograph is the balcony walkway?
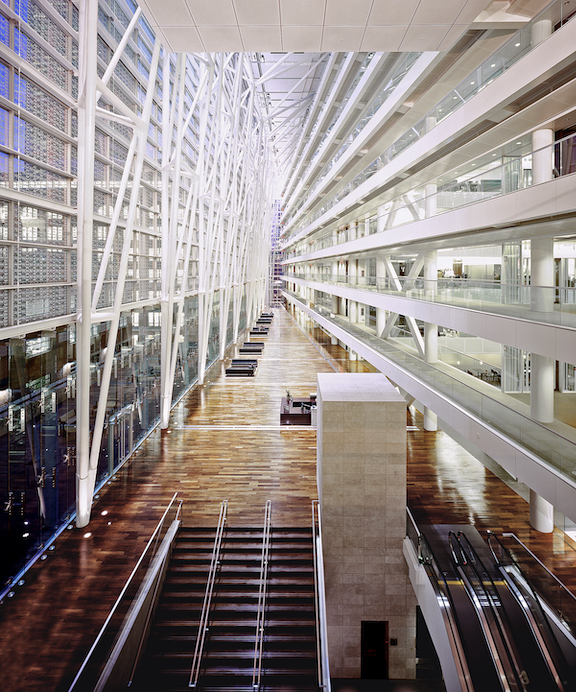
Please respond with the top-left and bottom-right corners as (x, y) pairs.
(0, 307), (574, 692)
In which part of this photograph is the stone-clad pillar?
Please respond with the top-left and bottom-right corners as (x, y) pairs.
(317, 373), (416, 680)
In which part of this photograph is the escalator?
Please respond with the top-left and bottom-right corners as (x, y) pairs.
(416, 524), (575, 692)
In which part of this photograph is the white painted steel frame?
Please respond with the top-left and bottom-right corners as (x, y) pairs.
(75, 2), (274, 525)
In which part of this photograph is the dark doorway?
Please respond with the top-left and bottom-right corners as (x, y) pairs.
(361, 620), (389, 679)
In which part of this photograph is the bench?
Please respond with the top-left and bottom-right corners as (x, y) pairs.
(226, 366), (255, 377)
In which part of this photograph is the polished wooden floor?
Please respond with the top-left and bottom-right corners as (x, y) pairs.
(0, 307), (575, 692)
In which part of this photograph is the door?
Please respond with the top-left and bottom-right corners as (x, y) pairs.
(361, 621), (389, 679)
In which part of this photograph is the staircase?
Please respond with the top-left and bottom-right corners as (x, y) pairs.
(132, 526), (320, 691)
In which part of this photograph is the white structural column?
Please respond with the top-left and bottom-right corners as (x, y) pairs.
(423, 250), (438, 431)
(530, 127), (555, 425)
(331, 260), (339, 314)
(376, 255), (387, 337)
(349, 260), (357, 324)
(75, 0), (99, 528)
(527, 15), (555, 528)
(530, 489), (554, 533)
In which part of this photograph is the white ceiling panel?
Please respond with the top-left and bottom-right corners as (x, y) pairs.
(147, 0), (194, 26)
(399, 24), (452, 51)
(360, 25), (407, 52)
(162, 26), (204, 52)
(324, 0), (373, 27)
(366, 0), (420, 26)
(198, 26), (244, 51)
(241, 25), (283, 51)
(234, 0), (281, 26)
(281, 26), (323, 51)
(321, 26), (364, 51)
(280, 0), (325, 26)
(184, 0), (237, 27)
(141, 0), (496, 52)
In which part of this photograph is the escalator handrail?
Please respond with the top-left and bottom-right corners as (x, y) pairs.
(188, 500), (228, 688)
(449, 531), (524, 692)
(416, 530), (475, 692)
(487, 531), (569, 691)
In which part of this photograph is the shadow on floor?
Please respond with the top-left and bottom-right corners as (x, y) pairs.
(332, 680), (445, 692)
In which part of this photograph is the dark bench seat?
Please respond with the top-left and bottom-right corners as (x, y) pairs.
(226, 367), (255, 377)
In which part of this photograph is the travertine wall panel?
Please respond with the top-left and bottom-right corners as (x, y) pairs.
(317, 373), (416, 679)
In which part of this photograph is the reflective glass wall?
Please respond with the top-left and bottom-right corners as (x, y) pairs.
(0, 290), (239, 584)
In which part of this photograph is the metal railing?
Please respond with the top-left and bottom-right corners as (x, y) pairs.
(188, 499), (228, 688)
(487, 531), (569, 691)
(449, 531), (524, 692)
(312, 500), (331, 691)
(406, 509), (474, 692)
(252, 499), (272, 690)
(283, 0), (576, 240)
(284, 292), (576, 484)
(499, 533), (576, 640)
(68, 492), (183, 692)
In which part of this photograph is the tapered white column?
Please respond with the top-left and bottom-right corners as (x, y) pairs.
(423, 248), (438, 431)
(376, 255), (387, 337)
(75, 0), (99, 528)
(531, 236), (554, 312)
(530, 352), (554, 423)
(531, 18), (552, 47)
(529, 489), (554, 533)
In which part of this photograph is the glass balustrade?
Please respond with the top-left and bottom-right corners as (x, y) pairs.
(283, 0), (575, 240)
(284, 274), (576, 328)
(284, 52), (421, 221)
(286, 130), (576, 257)
(284, 290), (576, 485)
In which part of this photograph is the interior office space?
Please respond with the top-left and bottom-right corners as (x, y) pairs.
(0, 0), (575, 688)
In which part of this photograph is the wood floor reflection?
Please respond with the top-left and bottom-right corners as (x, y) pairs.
(0, 307), (574, 692)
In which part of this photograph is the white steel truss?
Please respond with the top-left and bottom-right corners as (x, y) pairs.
(76, 0), (274, 526)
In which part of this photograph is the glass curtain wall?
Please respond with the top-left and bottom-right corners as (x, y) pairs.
(0, 0), (263, 584)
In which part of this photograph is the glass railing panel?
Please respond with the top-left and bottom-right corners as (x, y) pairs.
(289, 274), (576, 330)
(285, 291), (576, 481)
(500, 533), (576, 638)
(284, 2), (576, 238)
(285, 53), (422, 224)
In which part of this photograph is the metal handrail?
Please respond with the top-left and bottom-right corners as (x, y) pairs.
(252, 500), (272, 690)
(487, 532), (567, 691)
(449, 532), (523, 692)
(312, 500), (331, 691)
(188, 500), (228, 688)
(501, 533), (576, 612)
(409, 515), (474, 692)
(68, 492), (183, 692)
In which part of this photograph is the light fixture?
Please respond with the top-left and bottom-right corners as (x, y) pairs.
(83, 532), (93, 539)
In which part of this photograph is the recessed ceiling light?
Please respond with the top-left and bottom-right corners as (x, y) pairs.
(470, 81), (475, 85)
(83, 532), (92, 539)
(491, 63), (496, 68)
(515, 42), (521, 47)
